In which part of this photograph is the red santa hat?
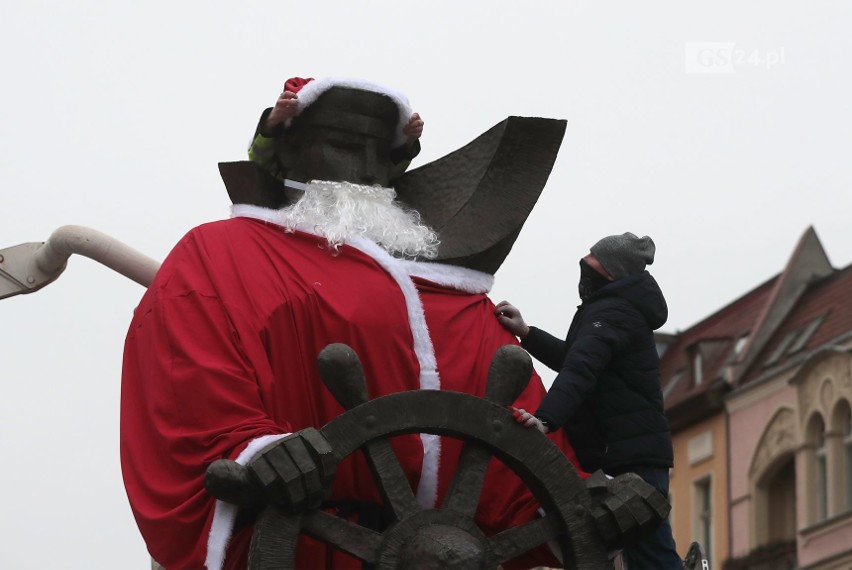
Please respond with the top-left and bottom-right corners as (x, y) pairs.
(284, 76), (414, 148)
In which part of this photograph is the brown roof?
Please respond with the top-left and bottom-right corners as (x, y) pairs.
(660, 276), (778, 411)
(739, 264), (852, 384)
(660, 227), (843, 428)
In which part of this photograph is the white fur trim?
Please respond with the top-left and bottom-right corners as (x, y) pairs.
(231, 203), (280, 223)
(399, 259), (494, 294)
(346, 236), (441, 390)
(229, 208), (448, 509)
(205, 433), (290, 570)
(230, 207), (493, 295)
(416, 433), (441, 509)
(347, 236), (442, 509)
(288, 77), (414, 148)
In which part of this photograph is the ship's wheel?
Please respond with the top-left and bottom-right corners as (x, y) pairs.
(208, 344), (611, 569)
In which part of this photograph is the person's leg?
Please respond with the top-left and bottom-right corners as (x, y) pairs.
(621, 466), (681, 570)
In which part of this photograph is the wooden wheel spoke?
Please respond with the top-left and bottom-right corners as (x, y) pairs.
(364, 440), (421, 521)
(301, 510), (383, 564)
(486, 514), (563, 564)
(441, 442), (492, 517)
(249, 506), (303, 569)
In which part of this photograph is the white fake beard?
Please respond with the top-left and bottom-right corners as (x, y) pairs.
(276, 180), (439, 259)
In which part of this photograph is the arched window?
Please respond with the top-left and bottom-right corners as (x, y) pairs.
(843, 404), (852, 511)
(814, 416), (828, 521)
(829, 400), (852, 514)
(766, 458), (796, 543)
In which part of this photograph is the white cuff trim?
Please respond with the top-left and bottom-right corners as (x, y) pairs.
(205, 433), (291, 570)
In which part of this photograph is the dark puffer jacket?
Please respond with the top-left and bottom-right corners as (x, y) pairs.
(523, 271), (673, 474)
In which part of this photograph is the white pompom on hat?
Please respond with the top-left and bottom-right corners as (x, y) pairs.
(283, 76), (413, 148)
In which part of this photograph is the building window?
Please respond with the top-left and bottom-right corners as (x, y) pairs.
(814, 416), (828, 521)
(693, 477), (712, 559)
(764, 330), (798, 367)
(693, 352), (703, 385)
(787, 314), (825, 355)
(766, 458), (797, 543)
(844, 405), (852, 511)
(663, 369), (685, 401)
(733, 333), (749, 357)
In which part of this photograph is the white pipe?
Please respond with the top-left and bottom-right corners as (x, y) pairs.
(34, 225), (160, 287)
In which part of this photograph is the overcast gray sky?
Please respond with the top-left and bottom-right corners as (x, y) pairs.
(2, 1), (851, 567)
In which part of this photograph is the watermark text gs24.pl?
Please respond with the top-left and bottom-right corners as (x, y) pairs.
(685, 43), (786, 74)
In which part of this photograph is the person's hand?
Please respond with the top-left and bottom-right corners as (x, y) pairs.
(511, 407), (549, 434)
(584, 470), (672, 550)
(495, 300), (530, 339)
(247, 428), (336, 513)
(402, 112), (424, 146)
(265, 90), (300, 131)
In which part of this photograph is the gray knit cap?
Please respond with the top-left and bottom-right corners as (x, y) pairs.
(590, 232), (655, 279)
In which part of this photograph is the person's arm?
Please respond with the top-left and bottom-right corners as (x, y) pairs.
(495, 300), (567, 371)
(535, 303), (634, 430)
(388, 113), (424, 180)
(247, 108), (286, 179)
(521, 326), (567, 372)
(247, 90), (300, 180)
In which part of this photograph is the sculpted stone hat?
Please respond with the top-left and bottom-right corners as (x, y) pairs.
(283, 76), (413, 148)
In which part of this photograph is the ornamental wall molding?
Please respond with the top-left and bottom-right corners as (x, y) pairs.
(793, 349), (852, 424)
(749, 407), (798, 479)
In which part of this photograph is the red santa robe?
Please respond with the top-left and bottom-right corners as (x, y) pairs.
(121, 205), (586, 569)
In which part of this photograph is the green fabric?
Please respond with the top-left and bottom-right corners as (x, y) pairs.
(247, 133), (285, 180)
(390, 157), (412, 181)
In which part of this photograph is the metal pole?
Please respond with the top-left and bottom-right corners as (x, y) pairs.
(0, 225), (160, 300)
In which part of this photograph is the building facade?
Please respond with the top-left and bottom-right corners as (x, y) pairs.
(661, 228), (852, 569)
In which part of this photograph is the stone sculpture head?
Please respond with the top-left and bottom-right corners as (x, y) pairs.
(274, 87), (401, 188)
